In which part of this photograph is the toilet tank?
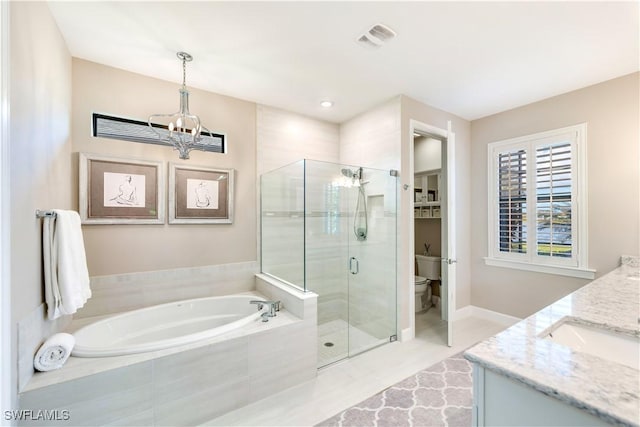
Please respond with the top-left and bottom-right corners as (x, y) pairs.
(416, 255), (441, 280)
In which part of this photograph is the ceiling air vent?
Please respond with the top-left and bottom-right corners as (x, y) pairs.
(356, 23), (396, 48)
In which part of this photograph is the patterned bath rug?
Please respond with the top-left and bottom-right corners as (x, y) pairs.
(317, 353), (473, 427)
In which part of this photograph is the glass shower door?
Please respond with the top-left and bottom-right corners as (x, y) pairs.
(305, 160), (396, 367)
(346, 166), (397, 357)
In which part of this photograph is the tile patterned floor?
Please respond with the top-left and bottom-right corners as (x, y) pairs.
(205, 312), (513, 426)
(317, 353), (472, 427)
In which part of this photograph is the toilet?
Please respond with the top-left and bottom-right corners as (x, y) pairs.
(414, 255), (441, 313)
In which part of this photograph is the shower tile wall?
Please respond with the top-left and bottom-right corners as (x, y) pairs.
(339, 97), (401, 171)
(339, 99), (401, 345)
(256, 105), (341, 284)
(261, 161), (305, 287)
(305, 164), (350, 324)
(256, 105), (340, 176)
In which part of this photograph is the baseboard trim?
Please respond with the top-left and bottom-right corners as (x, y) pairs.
(400, 327), (413, 342)
(455, 305), (521, 326)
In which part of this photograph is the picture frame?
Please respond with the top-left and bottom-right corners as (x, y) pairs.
(79, 153), (165, 224)
(169, 163), (234, 224)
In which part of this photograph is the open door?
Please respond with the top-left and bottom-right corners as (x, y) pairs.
(411, 119), (456, 346)
(440, 121), (457, 347)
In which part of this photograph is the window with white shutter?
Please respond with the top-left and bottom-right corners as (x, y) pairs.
(486, 123), (593, 279)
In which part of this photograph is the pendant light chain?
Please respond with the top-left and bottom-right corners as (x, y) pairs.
(182, 56), (187, 89)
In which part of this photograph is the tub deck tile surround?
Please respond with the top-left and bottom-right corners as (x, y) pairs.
(152, 336), (251, 426)
(78, 261), (259, 318)
(17, 262), (259, 394)
(17, 304), (72, 391)
(18, 362), (154, 426)
(18, 281), (318, 426)
(22, 290), (273, 392)
(464, 256), (640, 427)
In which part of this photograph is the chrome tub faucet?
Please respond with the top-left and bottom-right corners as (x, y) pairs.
(250, 300), (281, 322)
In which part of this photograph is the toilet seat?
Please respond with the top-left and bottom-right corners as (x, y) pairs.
(415, 275), (427, 285)
(415, 276), (429, 293)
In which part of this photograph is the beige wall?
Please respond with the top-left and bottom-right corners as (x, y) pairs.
(470, 72), (640, 318)
(415, 220), (442, 258)
(9, 0), (72, 403)
(401, 95), (473, 328)
(72, 59), (257, 276)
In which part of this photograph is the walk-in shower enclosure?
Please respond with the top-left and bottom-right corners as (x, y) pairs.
(261, 159), (397, 367)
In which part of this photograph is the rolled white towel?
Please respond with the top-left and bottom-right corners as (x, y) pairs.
(34, 333), (75, 372)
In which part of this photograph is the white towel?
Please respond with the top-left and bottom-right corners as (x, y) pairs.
(43, 210), (91, 320)
(33, 333), (75, 372)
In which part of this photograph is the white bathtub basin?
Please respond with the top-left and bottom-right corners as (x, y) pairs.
(544, 321), (640, 370)
(72, 295), (266, 357)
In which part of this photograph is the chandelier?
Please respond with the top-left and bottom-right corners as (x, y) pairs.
(148, 51), (211, 160)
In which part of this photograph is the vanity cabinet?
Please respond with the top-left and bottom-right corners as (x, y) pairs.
(472, 365), (608, 426)
(414, 170), (441, 219)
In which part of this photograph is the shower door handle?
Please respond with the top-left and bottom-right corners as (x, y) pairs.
(349, 257), (359, 275)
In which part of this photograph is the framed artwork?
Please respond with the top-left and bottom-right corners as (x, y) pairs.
(79, 153), (165, 224)
(169, 163), (234, 224)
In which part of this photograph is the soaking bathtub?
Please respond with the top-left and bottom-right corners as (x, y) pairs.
(72, 294), (266, 357)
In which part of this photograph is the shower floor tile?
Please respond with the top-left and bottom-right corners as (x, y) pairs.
(318, 320), (386, 367)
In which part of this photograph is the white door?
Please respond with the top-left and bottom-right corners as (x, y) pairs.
(441, 121), (457, 347)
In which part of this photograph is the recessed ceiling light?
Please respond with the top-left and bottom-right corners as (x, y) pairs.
(320, 100), (333, 108)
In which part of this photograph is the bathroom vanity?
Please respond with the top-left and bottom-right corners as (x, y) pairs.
(465, 256), (640, 427)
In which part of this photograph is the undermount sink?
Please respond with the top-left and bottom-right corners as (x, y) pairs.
(544, 321), (640, 370)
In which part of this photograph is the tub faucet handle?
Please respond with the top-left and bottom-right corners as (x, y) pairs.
(251, 300), (281, 322)
(250, 300), (264, 310)
(262, 300), (281, 317)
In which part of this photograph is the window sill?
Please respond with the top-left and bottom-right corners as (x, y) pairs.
(483, 257), (596, 280)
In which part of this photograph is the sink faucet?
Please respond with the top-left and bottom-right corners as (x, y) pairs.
(250, 300), (281, 322)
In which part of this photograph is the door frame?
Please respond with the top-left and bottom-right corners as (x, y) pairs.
(0, 0), (11, 418)
(408, 119), (456, 344)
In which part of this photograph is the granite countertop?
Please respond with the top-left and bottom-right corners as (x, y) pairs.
(465, 256), (640, 427)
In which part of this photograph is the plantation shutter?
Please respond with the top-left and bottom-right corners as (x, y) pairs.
(535, 142), (573, 258)
(498, 149), (527, 254)
(487, 123), (588, 276)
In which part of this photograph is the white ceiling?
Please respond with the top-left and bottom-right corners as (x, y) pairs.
(48, 1), (639, 123)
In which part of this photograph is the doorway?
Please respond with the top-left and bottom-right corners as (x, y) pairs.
(409, 120), (456, 346)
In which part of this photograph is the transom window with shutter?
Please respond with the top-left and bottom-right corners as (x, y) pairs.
(486, 123), (594, 279)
